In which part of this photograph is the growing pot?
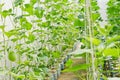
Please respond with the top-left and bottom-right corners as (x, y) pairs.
(60, 61), (64, 70)
(57, 64), (61, 77)
(63, 54), (71, 63)
(50, 67), (58, 80)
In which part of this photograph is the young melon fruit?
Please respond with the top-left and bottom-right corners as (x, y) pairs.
(8, 51), (16, 62)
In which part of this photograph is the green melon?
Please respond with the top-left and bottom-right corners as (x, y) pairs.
(8, 51), (16, 62)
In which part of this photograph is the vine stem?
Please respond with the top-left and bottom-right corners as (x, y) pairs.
(85, 0), (96, 80)
(84, 0), (90, 80)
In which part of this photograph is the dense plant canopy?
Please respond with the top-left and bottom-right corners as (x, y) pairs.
(0, 0), (120, 80)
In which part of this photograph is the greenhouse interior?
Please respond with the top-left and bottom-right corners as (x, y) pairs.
(0, 0), (120, 80)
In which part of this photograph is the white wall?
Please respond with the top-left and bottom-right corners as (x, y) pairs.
(97, 0), (109, 27)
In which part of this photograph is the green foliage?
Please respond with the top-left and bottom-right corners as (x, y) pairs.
(0, 4), (4, 10)
(103, 48), (120, 57)
(0, 0), (84, 79)
(4, 29), (18, 38)
(0, 25), (5, 32)
(85, 37), (101, 46)
(74, 19), (84, 27)
(52, 51), (61, 58)
(27, 33), (36, 43)
(14, 0), (23, 7)
(0, 9), (12, 18)
(20, 18), (32, 30)
(34, 8), (44, 18)
(92, 13), (100, 21)
(65, 59), (73, 67)
(30, 0), (37, 5)
(97, 26), (106, 36)
(23, 4), (33, 15)
(63, 63), (89, 72)
(106, 35), (120, 44)
(107, 0), (120, 35)
(10, 72), (25, 80)
(1, 0), (120, 79)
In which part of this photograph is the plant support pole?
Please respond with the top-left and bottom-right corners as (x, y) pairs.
(84, 0), (90, 80)
(85, 0), (96, 80)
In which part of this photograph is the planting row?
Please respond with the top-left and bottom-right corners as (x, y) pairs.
(0, 0), (84, 80)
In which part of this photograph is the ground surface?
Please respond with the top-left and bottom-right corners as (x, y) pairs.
(58, 57), (86, 80)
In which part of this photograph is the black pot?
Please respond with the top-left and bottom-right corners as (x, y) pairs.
(60, 61), (64, 70)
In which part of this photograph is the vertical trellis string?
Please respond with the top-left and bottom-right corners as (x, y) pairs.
(84, 0), (90, 80)
(85, 0), (97, 80)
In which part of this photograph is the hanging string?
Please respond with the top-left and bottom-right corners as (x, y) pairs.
(89, 0), (97, 79)
(85, 0), (96, 80)
(84, 0), (90, 80)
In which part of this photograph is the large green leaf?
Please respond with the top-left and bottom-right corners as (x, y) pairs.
(65, 59), (73, 67)
(63, 64), (89, 72)
(97, 26), (106, 36)
(106, 35), (120, 44)
(74, 19), (84, 27)
(4, 30), (18, 38)
(103, 48), (120, 57)
(85, 37), (101, 46)
(20, 18), (32, 30)
(23, 4), (33, 15)
(34, 8), (44, 18)
(1, 9), (12, 18)
(92, 13), (100, 22)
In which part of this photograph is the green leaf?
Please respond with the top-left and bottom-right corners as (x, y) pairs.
(11, 38), (19, 42)
(1, 9), (12, 18)
(0, 3), (4, 12)
(23, 4), (33, 15)
(20, 18), (32, 30)
(65, 59), (73, 67)
(106, 35), (120, 44)
(17, 75), (25, 79)
(30, 0), (37, 5)
(106, 25), (113, 34)
(52, 51), (60, 58)
(14, 0), (23, 7)
(74, 19), (84, 27)
(34, 8), (44, 18)
(28, 33), (35, 43)
(92, 13), (100, 21)
(24, 22), (32, 30)
(4, 30), (18, 38)
(97, 26), (106, 36)
(85, 37), (101, 46)
(23, 60), (30, 65)
(0, 25), (5, 32)
(63, 64), (89, 72)
(103, 48), (120, 57)
(10, 72), (25, 79)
